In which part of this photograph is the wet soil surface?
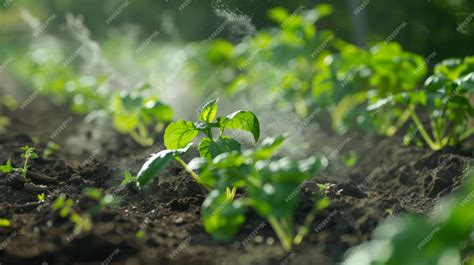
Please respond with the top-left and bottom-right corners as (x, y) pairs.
(0, 95), (472, 265)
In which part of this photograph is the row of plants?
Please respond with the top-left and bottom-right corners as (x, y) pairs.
(122, 100), (329, 251)
(11, 44), (173, 146)
(8, 4), (473, 150)
(189, 4), (474, 150)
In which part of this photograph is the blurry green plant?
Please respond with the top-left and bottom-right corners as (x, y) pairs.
(52, 194), (92, 233)
(332, 42), (426, 134)
(0, 95), (17, 134)
(343, 166), (474, 265)
(110, 83), (173, 146)
(370, 57), (474, 150)
(13, 48), (173, 146)
(51, 188), (120, 233)
(0, 218), (10, 227)
(194, 5), (426, 136)
(42, 141), (61, 159)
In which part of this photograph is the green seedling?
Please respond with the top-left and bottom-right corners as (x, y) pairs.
(1, 146), (39, 181)
(42, 141), (61, 159)
(110, 83), (173, 146)
(52, 194), (92, 233)
(0, 159), (13, 173)
(37, 193), (46, 203)
(131, 98), (260, 189)
(195, 135), (329, 251)
(120, 171), (137, 187)
(0, 218), (10, 227)
(342, 151), (357, 167)
(369, 57), (474, 150)
(82, 187), (121, 215)
(51, 188), (120, 235)
(17, 146), (39, 180)
(135, 230), (146, 240)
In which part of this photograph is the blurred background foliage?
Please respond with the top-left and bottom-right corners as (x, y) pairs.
(1, 0), (474, 58)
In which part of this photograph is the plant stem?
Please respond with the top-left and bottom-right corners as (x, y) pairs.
(129, 129), (152, 147)
(459, 127), (474, 142)
(21, 156), (29, 180)
(385, 106), (412, 137)
(268, 216), (293, 252)
(408, 110), (441, 150)
(226, 186), (237, 200)
(294, 204), (320, 245)
(174, 157), (210, 191)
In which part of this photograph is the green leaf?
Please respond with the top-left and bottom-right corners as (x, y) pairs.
(121, 171), (137, 186)
(0, 219), (10, 227)
(113, 113), (139, 133)
(199, 99), (219, 123)
(136, 144), (192, 188)
(251, 135), (286, 160)
(82, 188), (102, 200)
(164, 120), (199, 149)
(249, 181), (300, 219)
(219, 111), (260, 142)
(0, 159), (13, 173)
(142, 100), (173, 123)
(459, 73), (474, 92)
(198, 137), (241, 159)
(202, 189), (246, 241)
(267, 7), (289, 24)
(425, 74), (446, 92)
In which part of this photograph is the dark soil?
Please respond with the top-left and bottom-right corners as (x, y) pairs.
(0, 95), (472, 265)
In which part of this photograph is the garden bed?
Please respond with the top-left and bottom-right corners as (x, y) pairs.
(0, 94), (471, 265)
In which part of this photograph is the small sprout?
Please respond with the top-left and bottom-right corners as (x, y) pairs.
(82, 187), (102, 200)
(0, 116), (9, 134)
(51, 190), (119, 236)
(82, 188), (121, 215)
(342, 151), (357, 167)
(43, 141), (61, 159)
(38, 193), (46, 203)
(1, 146), (39, 182)
(111, 86), (173, 146)
(16, 146), (39, 181)
(135, 230), (145, 240)
(0, 159), (13, 173)
(317, 183), (331, 193)
(120, 171), (137, 187)
(0, 218), (11, 227)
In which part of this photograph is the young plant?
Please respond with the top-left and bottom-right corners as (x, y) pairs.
(42, 141), (61, 159)
(195, 135), (328, 250)
(17, 146), (39, 180)
(131, 98), (260, 189)
(1, 146), (39, 181)
(369, 57), (474, 150)
(37, 193), (46, 203)
(110, 83), (173, 146)
(51, 188), (120, 235)
(52, 194), (92, 233)
(0, 218), (10, 227)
